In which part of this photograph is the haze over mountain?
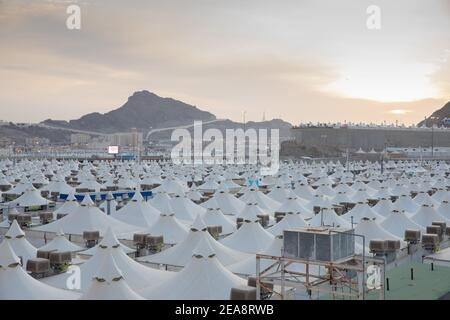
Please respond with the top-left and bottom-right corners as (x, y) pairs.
(418, 101), (450, 127)
(38, 90), (293, 141)
(42, 91), (217, 133)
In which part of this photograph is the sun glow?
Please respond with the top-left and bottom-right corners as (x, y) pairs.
(325, 61), (440, 102)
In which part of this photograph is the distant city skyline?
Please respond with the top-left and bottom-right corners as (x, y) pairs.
(0, 0), (449, 125)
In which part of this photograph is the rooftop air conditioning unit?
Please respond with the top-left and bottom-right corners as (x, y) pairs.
(26, 258), (50, 278)
(133, 233), (148, 249)
(230, 287), (257, 300)
(369, 240), (388, 253)
(283, 227), (355, 262)
(145, 235), (164, 253)
(404, 229), (421, 243)
(8, 212), (19, 223)
(39, 212), (53, 225)
(83, 231), (100, 248)
(17, 214), (32, 227)
(37, 249), (56, 259)
(49, 251), (72, 273)
(426, 226), (442, 241)
(422, 234), (439, 251)
(385, 240), (401, 252)
(432, 222), (446, 235)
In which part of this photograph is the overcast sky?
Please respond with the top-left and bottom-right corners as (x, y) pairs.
(0, 0), (449, 125)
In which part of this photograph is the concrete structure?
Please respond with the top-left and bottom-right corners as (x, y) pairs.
(292, 125), (450, 151)
(71, 133), (91, 145)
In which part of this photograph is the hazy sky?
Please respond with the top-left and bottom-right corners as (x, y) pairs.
(0, 0), (449, 125)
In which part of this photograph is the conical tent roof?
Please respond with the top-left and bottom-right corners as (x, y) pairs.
(149, 192), (174, 214)
(219, 218), (274, 254)
(80, 253), (144, 300)
(79, 227), (134, 256)
(414, 192), (439, 206)
(411, 204), (448, 228)
(144, 213), (189, 244)
(39, 230), (84, 253)
(201, 190), (246, 215)
(309, 208), (351, 229)
(41, 228), (172, 292)
(201, 207), (236, 235)
(371, 198), (393, 217)
(169, 194), (206, 222)
(380, 210), (424, 238)
(112, 193), (160, 227)
(275, 197), (314, 219)
(34, 195), (141, 237)
(354, 218), (406, 253)
(393, 195), (420, 216)
(53, 193), (79, 218)
(239, 189), (281, 212)
(227, 236), (283, 275)
(342, 203), (385, 223)
(0, 241), (80, 300)
(268, 212), (308, 236)
(138, 237), (248, 300)
(9, 189), (50, 207)
(436, 201), (450, 220)
(137, 215), (250, 267)
(5, 220), (37, 266)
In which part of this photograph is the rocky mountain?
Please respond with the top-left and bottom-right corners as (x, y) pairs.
(42, 90), (216, 133)
(418, 101), (450, 127)
(41, 90), (293, 140)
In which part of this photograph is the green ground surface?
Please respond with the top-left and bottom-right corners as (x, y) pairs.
(320, 262), (450, 300)
(366, 262), (450, 300)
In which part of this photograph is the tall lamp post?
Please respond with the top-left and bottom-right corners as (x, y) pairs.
(430, 116), (439, 158)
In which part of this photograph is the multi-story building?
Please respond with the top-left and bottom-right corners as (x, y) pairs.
(70, 133), (91, 145)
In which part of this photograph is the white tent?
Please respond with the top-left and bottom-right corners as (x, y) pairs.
(39, 230), (84, 253)
(393, 195), (420, 216)
(34, 195), (141, 237)
(0, 241), (79, 300)
(42, 179), (75, 195)
(436, 200), (450, 220)
(219, 209), (274, 254)
(200, 207), (236, 235)
(41, 228), (172, 292)
(170, 194), (206, 222)
(354, 218), (406, 253)
(144, 213), (189, 245)
(342, 203), (385, 223)
(112, 191), (160, 227)
(137, 215), (250, 267)
(380, 210), (424, 238)
(227, 236), (283, 276)
(274, 196), (314, 219)
(371, 198), (393, 217)
(309, 208), (351, 229)
(80, 253), (144, 300)
(411, 204), (448, 228)
(268, 212), (308, 236)
(4, 220), (37, 266)
(414, 192), (439, 206)
(201, 189), (245, 215)
(78, 227), (135, 256)
(52, 193), (79, 219)
(8, 189), (50, 208)
(239, 188), (281, 213)
(138, 237), (249, 300)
